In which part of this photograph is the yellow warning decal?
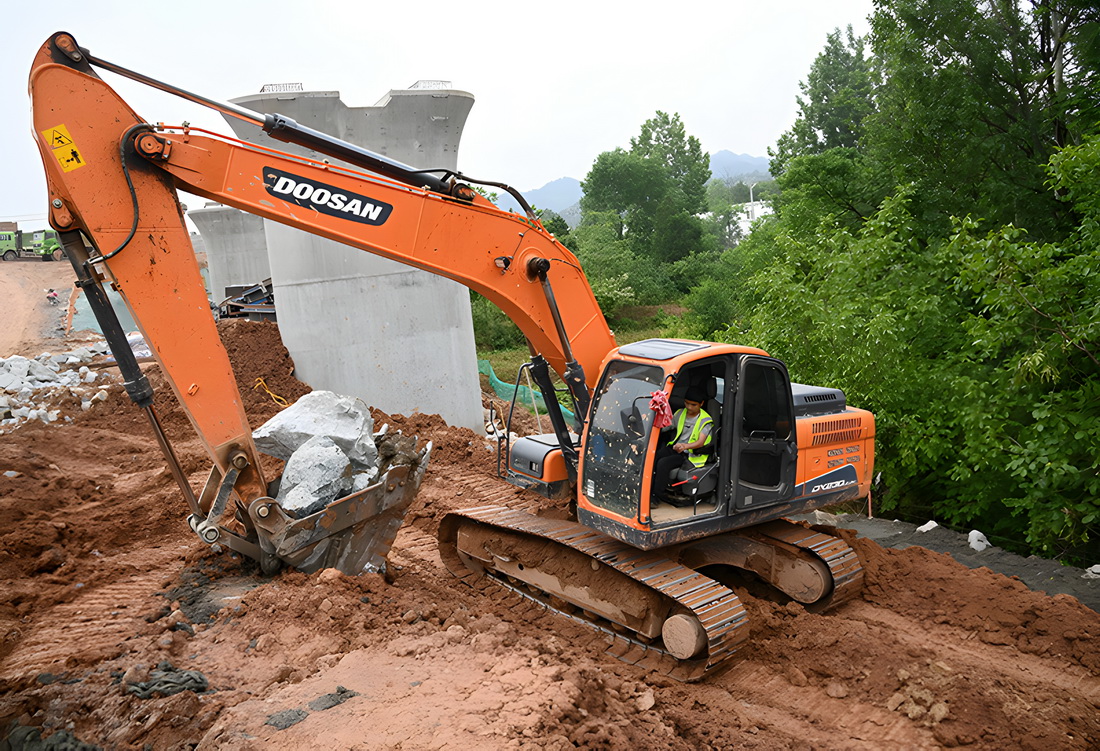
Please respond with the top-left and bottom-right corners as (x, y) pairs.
(41, 125), (86, 172)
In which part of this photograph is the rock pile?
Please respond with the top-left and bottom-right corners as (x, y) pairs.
(253, 390), (385, 517)
(0, 343), (119, 429)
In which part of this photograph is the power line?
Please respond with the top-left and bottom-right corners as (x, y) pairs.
(0, 212), (49, 224)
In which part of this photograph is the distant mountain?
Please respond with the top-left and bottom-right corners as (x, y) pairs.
(491, 153), (768, 229)
(495, 177), (583, 215)
(708, 151), (770, 181)
(557, 202), (581, 228)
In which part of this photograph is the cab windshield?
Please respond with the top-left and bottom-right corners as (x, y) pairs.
(581, 361), (663, 518)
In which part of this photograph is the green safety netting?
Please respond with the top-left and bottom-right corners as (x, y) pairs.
(478, 359), (575, 424)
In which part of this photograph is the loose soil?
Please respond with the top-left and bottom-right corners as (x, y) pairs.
(0, 266), (1097, 750)
(0, 259), (75, 356)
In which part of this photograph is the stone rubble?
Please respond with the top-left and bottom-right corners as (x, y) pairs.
(483, 407), (518, 445)
(252, 390), (385, 517)
(0, 341), (120, 431)
(253, 390), (379, 467)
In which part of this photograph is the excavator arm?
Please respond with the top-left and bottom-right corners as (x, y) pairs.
(29, 31), (614, 571)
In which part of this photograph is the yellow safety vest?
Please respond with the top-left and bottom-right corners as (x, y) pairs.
(669, 408), (713, 468)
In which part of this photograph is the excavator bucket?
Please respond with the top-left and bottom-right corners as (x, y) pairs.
(246, 445), (431, 575)
(188, 428), (432, 577)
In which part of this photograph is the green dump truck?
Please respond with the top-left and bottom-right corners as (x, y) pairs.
(0, 229), (64, 261)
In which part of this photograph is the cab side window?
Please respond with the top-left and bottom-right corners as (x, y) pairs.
(742, 364), (792, 439)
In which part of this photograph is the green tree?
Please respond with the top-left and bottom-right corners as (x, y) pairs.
(768, 26), (888, 235)
(770, 26), (878, 176)
(948, 136), (1100, 555)
(681, 216), (785, 339)
(580, 112), (713, 297)
(630, 111), (710, 215)
(702, 201), (745, 251)
(683, 4), (1100, 560)
(773, 148), (889, 235)
(713, 144), (1100, 561)
(574, 211), (662, 314)
(470, 292), (525, 350)
(868, 0), (1100, 239)
(581, 149), (669, 243)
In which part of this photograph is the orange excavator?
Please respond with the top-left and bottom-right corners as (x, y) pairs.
(30, 32), (875, 681)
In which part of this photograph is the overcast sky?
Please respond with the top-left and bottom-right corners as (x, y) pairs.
(2, 0), (874, 226)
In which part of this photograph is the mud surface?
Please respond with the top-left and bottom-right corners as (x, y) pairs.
(0, 260), (74, 356)
(0, 268), (1097, 750)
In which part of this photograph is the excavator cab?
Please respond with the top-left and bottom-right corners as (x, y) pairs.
(576, 340), (804, 550)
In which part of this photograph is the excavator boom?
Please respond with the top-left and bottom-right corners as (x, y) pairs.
(30, 33), (615, 432)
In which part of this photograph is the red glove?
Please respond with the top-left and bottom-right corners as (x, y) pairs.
(649, 390), (673, 429)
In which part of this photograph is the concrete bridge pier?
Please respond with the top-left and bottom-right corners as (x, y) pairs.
(195, 82), (483, 432)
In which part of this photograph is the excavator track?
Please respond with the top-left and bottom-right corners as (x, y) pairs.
(751, 519), (864, 611)
(439, 509), (865, 681)
(438, 506), (749, 682)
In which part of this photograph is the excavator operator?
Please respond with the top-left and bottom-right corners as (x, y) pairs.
(653, 388), (713, 506)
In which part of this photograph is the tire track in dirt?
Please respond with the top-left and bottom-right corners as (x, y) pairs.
(2, 545), (181, 681)
(849, 602), (1100, 700)
(428, 465), (543, 512)
(702, 665), (937, 749)
(391, 525), (439, 567)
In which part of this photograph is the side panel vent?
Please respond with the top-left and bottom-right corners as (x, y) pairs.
(813, 417), (862, 434)
(810, 417), (863, 446)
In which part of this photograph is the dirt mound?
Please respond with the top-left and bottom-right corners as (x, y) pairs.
(850, 533), (1098, 671)
(1, 319), (1098, 750)
(217, 318), (312, 426)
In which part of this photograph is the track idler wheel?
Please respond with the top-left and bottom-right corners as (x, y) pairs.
(661, 613), (707, 660)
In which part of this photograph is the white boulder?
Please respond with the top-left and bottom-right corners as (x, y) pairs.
(276, 435), (354, 517)
(253, 390), (377, 468)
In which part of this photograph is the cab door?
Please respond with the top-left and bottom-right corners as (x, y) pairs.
(729, 356), (797, 511)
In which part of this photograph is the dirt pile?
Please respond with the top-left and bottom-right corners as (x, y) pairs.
(0, 319), (1097, 750)
(851, 534), (1098, 671)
